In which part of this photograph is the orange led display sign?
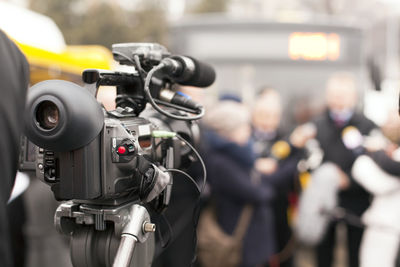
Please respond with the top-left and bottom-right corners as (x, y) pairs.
(289, 32), (340, 61)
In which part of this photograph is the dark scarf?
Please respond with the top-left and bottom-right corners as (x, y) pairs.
(204, 129), (256, 170)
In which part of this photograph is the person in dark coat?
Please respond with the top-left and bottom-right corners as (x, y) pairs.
(151, 165), (200, 267)
(0, 29), (30, 266)
(202, 100), (274, 267)
(202, 100), (305, 267)
(313, 72), (377, 267)
(251, 89), (313, 267)
(152, 86), (207, 267)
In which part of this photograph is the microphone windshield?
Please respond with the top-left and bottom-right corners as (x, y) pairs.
(342, 126), (363, 150)
(296, 163), (340, 245)
(182, 57), (216, 87)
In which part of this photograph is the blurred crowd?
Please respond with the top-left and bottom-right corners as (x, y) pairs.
(186, 71), (400, 267)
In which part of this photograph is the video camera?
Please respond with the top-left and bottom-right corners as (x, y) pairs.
(20, 43), (214, 267)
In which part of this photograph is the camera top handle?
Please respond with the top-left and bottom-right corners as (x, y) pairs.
(82, 68), (205, 119)
(110, 43), (213, 121)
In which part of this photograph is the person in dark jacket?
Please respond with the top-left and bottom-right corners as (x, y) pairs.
(202, 100), (274, 267)
(202, 100), (307, 267)
(313, 72), (377, 267)
(251, 88), (314, 267)
(0, 29), (30, 267)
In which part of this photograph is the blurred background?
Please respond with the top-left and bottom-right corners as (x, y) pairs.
(1, 0), (400, 125)
(2, 0), (400, 267)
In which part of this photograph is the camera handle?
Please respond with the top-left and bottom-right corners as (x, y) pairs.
(55, 201), (156, 267)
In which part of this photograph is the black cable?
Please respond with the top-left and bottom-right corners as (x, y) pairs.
(144, 63), (205, 121)
(173, 134), (207, 266)
(152, 137), (205, 265)
(112, 51), (148, 81)
(153, 139), (164, 152)
(112, 51), (137, 66)
(114, 51), (205, 120)
(165, 169), (201, 194)
(153, 99), (200, 114)
(133, 54), (148, 80)
(151, 132), (206, 265)
(176, 135), (207, 193)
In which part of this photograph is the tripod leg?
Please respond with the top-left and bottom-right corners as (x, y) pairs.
(113, 235), (138, 267)
(112, 204), (155, 267)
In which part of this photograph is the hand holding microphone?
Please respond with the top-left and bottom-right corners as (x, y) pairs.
(290, 123), (317, 148)
(255, 140), (292, 175)
(337, 166), (350, 190)
(255, 157), (278, 175)
(255, 124), (317, 175)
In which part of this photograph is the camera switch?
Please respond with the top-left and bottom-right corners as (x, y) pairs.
(127, 144), (135, 152)
(117, 146), (127, 155)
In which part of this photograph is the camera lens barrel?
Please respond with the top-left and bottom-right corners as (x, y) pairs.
(24, 80), (104, 151)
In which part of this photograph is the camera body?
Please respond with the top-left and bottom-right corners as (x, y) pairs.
(23, 43), (212, 207)
(34, 115), (156, 203)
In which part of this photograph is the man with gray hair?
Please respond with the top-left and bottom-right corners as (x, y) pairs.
(313, 72), (376, 267)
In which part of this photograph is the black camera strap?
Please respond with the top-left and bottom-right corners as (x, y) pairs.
(136, 156), (157, 202)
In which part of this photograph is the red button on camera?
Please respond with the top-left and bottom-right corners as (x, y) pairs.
(117, 146), (126, 155)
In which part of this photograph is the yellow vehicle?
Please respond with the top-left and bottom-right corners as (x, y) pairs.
(0, 2), (113, 85)
(18, 43), (113, 85)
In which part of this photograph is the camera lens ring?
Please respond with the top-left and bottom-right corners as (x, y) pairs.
(31, 95), (66, 135)
(35, 100), (59, 130)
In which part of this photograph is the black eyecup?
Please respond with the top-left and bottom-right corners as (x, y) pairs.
(24, 80), (104, 151)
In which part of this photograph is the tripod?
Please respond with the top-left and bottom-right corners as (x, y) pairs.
(55, 201), (156, 267)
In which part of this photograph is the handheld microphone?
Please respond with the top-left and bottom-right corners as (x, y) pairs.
(342, 126), (365, 155)
(270, 123), (317, 161)
(270, 140), (291, 160)
(296, 163), (340, 245)
(160, 55), (216, 88)
(342, 126), (387, 155)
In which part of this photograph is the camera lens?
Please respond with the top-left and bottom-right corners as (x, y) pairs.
(36, 100), (59, 130)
